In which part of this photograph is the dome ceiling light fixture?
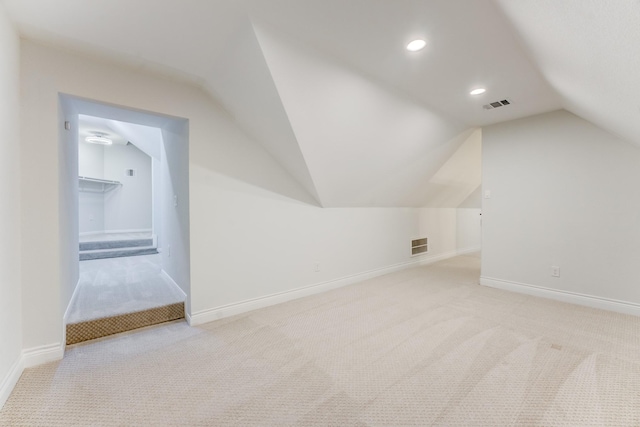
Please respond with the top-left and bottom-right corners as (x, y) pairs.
(470, 88), (486, 95)
(406, 39), (427, 52)
(85, 132), (113, 145)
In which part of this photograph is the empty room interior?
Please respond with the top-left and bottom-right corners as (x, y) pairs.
(1, 0), (640, 425)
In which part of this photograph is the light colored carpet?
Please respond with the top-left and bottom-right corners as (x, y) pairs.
(2, 254), (640, 426)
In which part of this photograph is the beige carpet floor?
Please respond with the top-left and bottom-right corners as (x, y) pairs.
(2, 253), (640, 426)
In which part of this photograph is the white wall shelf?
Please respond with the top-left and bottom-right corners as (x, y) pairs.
(78, 176), (122, 193)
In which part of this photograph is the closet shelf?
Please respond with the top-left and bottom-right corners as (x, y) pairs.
(79, 176), (122, 193)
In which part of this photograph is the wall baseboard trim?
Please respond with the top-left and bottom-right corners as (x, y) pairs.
(160, 270), (187, 299)
(417, 250), (458, 266)
(415, 248), (479, 266)
(456, 246), (481, 256)
(62, 279), (81, 352)
(22, 343), (64, 369)
(79, 231), (103, 237)
(79, 229), (152, 237)
(103, 229), (153, 235)
(189, 257), (428, 327)
(185, 311), (193, 326)
(63, 279), (81, 323)
(480, 276), (640, 317)
(1, 342), (65, 409)
(0, 355), (23, 410)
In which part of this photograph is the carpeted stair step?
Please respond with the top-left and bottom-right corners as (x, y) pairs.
(79, 238), (154, 251)
(79, 247), (159, 261)
(66, 302), (184, 345)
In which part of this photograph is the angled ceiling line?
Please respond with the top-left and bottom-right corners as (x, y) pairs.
(245, 15), (326, 206)
(252, 22), (474, 207)
(200, 15), (324, 206)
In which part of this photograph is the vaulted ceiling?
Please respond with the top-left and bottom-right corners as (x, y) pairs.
(4, 0), (636, 207)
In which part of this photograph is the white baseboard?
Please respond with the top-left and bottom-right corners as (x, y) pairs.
(79, 231), (103, 237)
(103, 228), (152, 235)
(22, 343), (64, 369)
(414, 248), (480, 266)
(2, 286), (72, 410)
(64, 279), (81, 322)
(456, 246), (481, 256)
(161, 270), (190, 322)
(1, 342), (65, 409)
(0, 355), (23, 410)
(161, 270), (187, 299)
(79, 229), (152, 237)
(480, 276), (640, 317)
(417, 250), (458, 266)
(62, 279), (81, 348)
(189, 258), (426, 326)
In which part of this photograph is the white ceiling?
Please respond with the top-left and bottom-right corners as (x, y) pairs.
(494, 0), (640, 148)
(5, 0), (633, 207)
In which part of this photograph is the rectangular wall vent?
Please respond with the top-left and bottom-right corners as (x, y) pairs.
(483, 99), (511, 110)
(411, 237), (428, 256)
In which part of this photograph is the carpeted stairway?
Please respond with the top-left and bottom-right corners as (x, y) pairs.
(79, 238), (158, 261)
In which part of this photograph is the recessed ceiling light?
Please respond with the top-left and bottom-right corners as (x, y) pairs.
(470, 88), (486, 95)
(85, 135), (113, 145)
(406, 39), (427, 52)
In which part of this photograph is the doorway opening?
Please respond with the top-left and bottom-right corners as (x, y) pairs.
(60, 95), (190, 345)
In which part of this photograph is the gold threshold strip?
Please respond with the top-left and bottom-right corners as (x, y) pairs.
(66, 302), (184, 345)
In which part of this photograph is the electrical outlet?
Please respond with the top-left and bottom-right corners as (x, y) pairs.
(551, 266), (560, 277)
(314, 262), (320, 272)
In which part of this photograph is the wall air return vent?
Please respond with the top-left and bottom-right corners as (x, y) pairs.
(411, 237), (428, 256)
(483, 99), (511, 110)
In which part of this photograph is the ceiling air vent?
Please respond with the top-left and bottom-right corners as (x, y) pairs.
(483, 99), (511, 110)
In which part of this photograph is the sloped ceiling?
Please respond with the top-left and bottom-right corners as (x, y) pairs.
(493, 0), (640, 148)
(7, 0), (612, 208)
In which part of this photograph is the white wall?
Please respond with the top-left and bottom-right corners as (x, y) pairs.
(418, 208), (458, 258)
(78, 141), (153, 234)
(417, 208), (481, 259)
(0, 3), (22, 409)
(456, 209), (482, 253)
(18, 41), (468, 351)
(59, 98), (79, 324)
(78, 140), (106, 234)
(78, 140), (104, 178)
(103, 143), (152, 232)
(190, 170), (422, 318)
(101, 121), (163, 237)
(78, 191), (105, 234)
(482, 110), (640, 313)
(160, 121), (190, 299)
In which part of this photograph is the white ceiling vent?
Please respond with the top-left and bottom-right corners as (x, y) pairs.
(483, 99), (511, 110)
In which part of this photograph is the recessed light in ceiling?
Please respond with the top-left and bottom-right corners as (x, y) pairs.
(406, 39), (427, 52)
(85, 133), (113, 145)
(470, 88), (486, 96)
